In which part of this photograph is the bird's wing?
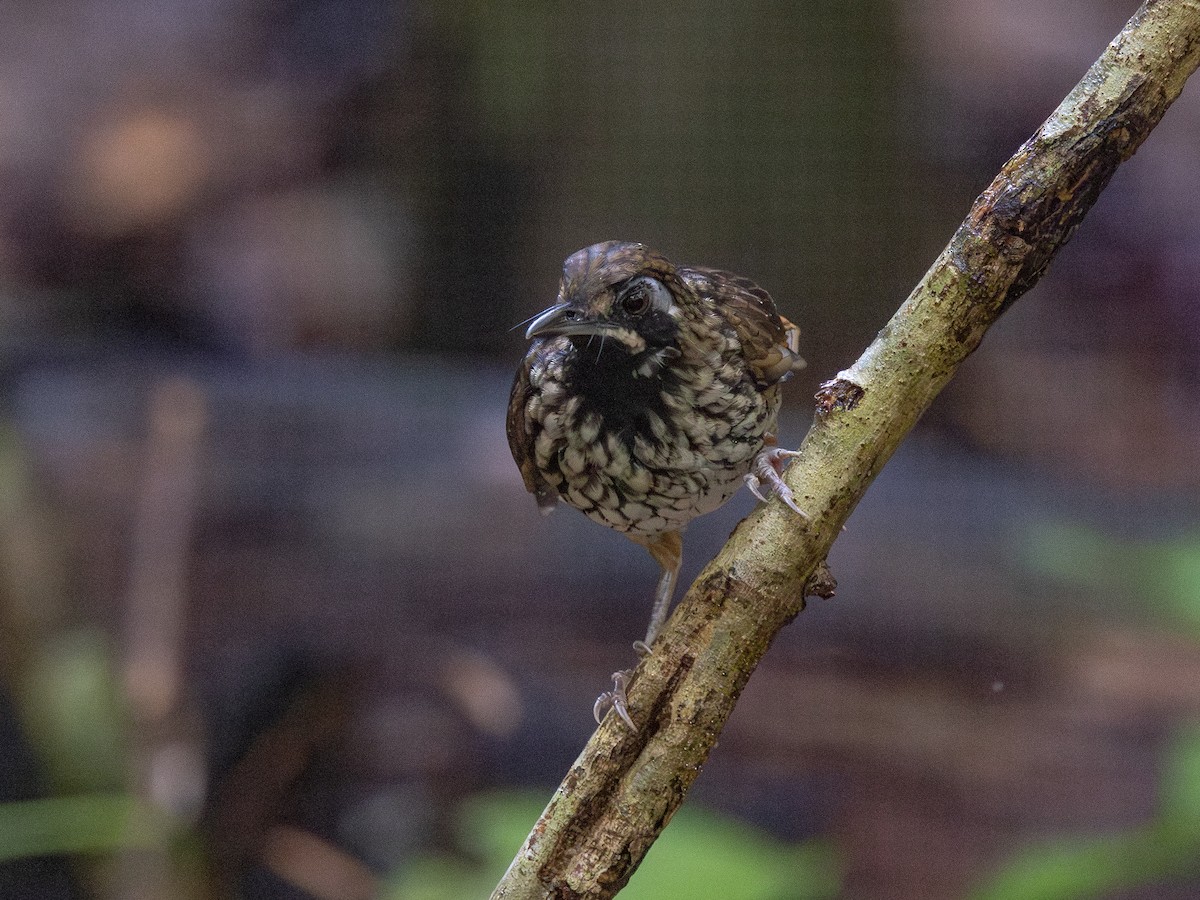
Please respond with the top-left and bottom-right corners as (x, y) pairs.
(506, 348), (559, 513)
(687, 268), (804, 387)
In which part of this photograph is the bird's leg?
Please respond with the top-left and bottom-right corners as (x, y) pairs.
(634, 530), (683, 649)
(594, 531), (682, 730)
(744, 433), (808, 518)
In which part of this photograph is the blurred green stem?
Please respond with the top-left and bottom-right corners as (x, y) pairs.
(492, 2), (1200, 897)
(0, 795), (165, 864)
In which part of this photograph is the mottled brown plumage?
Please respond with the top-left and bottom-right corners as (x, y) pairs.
(508, 241), (804, 726)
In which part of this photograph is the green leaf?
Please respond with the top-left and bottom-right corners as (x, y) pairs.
(18, 629), (128, 792)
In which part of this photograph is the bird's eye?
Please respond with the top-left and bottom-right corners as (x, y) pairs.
(618, 276), (669, 316)
(621, 287), (651, 315)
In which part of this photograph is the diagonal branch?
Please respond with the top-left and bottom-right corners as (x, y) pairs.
(493, 2), (1200, 897)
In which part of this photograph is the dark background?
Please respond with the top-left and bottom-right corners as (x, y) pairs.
(1, 1), (1199, 898)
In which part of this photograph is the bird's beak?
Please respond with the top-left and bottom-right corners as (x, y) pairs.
(525, 303), (613, 340)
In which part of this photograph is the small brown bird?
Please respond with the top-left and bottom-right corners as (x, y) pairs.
(507, 241), (805, 726)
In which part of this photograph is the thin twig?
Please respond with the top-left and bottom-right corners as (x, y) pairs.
(118, 377), (208, 900)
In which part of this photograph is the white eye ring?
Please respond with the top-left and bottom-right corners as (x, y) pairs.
(618, 276), (672, 316)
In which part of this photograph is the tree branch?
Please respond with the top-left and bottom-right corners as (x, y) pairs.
(493, 2), (1200, 897)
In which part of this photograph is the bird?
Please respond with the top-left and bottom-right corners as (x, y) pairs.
(507, 241), (805, 728)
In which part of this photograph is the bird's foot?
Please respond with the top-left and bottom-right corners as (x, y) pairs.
(745, 445), (808, 518)
(593, 640), (653, 730)
(594, 669), (636, 730)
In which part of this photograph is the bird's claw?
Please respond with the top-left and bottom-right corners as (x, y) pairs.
(594, 669), (636, 730)
(745, 447), (808, 518)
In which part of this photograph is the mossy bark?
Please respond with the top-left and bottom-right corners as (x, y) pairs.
(493, 2), (1200, 897)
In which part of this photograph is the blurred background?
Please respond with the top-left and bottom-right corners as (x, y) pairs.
(0, 0), (1198, 898)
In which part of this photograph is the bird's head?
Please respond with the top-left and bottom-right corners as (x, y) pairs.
(524, 242), (686, 360)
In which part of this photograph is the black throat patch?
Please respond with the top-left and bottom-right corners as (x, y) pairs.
(561, 339), (679, 449)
